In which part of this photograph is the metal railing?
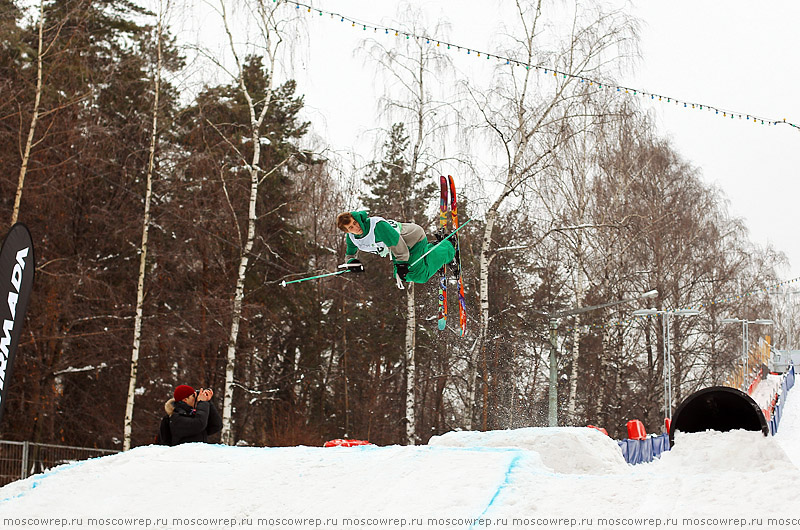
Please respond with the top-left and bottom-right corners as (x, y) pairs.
(0, 440), (119, 487)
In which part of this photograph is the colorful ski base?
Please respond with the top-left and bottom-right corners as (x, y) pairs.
(448, 175), (467, 337)
(435, 175), (467, 336)
(437, 175), (449, 331)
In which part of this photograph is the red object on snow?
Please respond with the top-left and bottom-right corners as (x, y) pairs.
(664, 417), (672, 434)
(626, 419), (647, 440)
(323, 439), (373, 447)
(586, 425), (609, 436)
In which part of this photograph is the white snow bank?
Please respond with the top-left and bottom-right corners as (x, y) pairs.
(428, 426), (628, 474)
(0, 443), (541, 524)
(773, 378), (800, 468)
(2, 423), (800, 527)
(656, 429), (795, 473)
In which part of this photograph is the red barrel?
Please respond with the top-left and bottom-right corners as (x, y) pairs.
(626, 419), (647, 440)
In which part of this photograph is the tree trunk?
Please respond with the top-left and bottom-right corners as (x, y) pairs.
(220, 149), (260, 445)
(123, 1), (164, 450)
(218, 0), (281, 445)
(468, 204), (499, 429)
(404, 284), (416, 444)
(12, 0), (45, 225)
(566, 260), (585, 424)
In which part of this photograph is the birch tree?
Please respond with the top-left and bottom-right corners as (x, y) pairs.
(11, 0), (68, 225)
(11, 0), (44, 225)
(464, 0), (638, 428)
(123, 0), (169, 452)
(359, 12), (460, 444)
(208, 0), (301, 444)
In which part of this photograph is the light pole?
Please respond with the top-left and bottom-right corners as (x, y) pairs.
(632, 308), (701, 421)
(721, 317), (774, 389)
(547, 289), (658, 427)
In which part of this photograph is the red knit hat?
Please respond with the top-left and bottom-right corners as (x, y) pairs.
(173, 385), (195, 402)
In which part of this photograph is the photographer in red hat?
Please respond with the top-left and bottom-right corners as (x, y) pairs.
(160, 384), (222, 446)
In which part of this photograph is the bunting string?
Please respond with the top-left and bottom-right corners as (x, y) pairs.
(276, 0), (799, 130)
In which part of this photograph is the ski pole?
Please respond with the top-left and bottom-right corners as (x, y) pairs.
(410, 218), (473, 268)
(280, 269), (349, 287)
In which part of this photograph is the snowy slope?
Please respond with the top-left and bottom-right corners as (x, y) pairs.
(774, 381), (800, 468)
(750, 374), (782, 410)
(2, 394), (800, 529)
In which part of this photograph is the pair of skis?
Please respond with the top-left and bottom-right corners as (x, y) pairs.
(437, 175), (466, 336)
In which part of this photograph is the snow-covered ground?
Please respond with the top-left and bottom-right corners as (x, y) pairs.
(750, 374), (782, 411)
(2, 388), (800, 529)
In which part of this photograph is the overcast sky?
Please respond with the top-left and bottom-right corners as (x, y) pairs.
(287, 0), (800, 282)
(624, 1), (800, 282)
(177, 0), (800, 283)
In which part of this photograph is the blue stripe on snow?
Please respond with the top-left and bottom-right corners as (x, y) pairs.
(470, 453), (523, 529)
(0, 460), (87, 505)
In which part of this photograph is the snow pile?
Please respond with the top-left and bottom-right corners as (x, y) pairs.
(657, 429), (795, 473)
(429, 426), (628, 474)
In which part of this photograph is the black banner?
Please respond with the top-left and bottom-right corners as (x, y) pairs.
(0, 223), (35, 426)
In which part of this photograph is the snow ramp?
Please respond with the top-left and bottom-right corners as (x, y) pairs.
(428, 426), (627, 474)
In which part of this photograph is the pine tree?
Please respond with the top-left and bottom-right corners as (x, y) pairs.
(361, 123), (434, 223)
(349, 123), (437, 444)
(171, 55), (320, 446)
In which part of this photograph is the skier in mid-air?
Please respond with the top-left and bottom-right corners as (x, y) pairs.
(336, 211), (457, 288)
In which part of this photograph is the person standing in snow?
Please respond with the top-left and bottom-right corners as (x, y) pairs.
(336, 211), (457, 288)
(164, 385), (223, 446)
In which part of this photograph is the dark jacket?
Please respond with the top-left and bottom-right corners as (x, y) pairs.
(165, 398), (223, 445)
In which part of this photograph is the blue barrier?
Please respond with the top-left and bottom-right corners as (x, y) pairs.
(617, 433), (670, 465)
(769, 364), (796, 435)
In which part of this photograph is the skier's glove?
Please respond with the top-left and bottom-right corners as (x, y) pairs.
(338, 259), (364, 273)
(395, 263), (409, 282)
